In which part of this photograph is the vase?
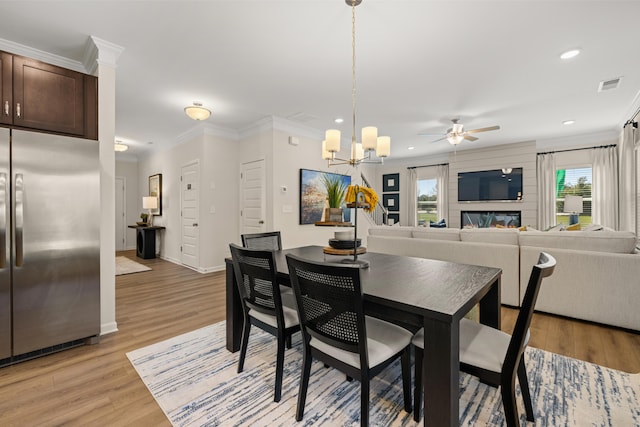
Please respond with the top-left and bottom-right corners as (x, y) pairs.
(324, 208), (343, 222)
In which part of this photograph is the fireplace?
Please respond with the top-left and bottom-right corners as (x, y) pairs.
(461, 210), (521, 228)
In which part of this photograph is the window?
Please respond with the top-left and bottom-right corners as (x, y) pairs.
(417, 178), (438, 225)
(555, 167), (592, 226)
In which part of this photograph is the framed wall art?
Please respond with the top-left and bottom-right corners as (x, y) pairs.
(383, 193), (399, 212)
(383, 173), (400, 192)
(299, 169), (351, 224)
(149, 173), (162, 216)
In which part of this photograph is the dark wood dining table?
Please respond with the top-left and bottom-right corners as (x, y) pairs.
(225, 245), (502, 427)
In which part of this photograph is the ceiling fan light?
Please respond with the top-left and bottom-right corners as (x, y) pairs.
(376, 136), (390, 157)
(362, 126), (378, 151)
(184, 102), (211, 120)
(447, 134), (464, 145)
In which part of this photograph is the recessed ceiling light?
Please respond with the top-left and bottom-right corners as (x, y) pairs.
(560, 49), (581, 60)
(334, 118), (344, 124)
(408, 146), (415, 150)
(563, 120), (576, 125)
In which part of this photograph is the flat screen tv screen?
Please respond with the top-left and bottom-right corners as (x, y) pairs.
(458, 168), (523, 202)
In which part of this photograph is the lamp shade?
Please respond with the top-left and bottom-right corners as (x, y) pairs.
(143, 196), (158, 210)
(563, 195), (583, 214)
(321, 140), (332, 160)
(361, 126), (378, 151)
(376, 136), (390, 157)
(184, 102), (211, 120)
(325, 129), (341, 152)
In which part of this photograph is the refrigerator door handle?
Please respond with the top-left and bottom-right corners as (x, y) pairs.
(15, 173), (24, 267)
(0, 173), (6, 268)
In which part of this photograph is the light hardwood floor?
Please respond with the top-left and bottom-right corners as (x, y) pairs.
(0, 251), (638, 426)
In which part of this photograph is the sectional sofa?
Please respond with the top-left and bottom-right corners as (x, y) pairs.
(367, 226), (640, 331)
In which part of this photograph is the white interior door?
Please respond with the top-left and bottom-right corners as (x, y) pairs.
(241, 159), (266, 235)
(181, 161), (200, 268)
(115, 176), (126, 251)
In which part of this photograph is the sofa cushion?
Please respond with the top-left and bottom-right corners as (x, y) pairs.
(459, 228), (520, 245)
(518, 230), (637, 254)
(412, 228), (461, 241)
(368, 225), (413, 238)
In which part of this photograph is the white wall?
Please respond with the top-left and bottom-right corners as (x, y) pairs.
(137, 128), (239, 272)
(115, 159), (139, 249)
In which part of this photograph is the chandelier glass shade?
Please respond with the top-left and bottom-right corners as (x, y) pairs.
(323, 0), (390, 167)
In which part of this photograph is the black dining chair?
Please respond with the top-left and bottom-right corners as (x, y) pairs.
(285, 253), (413, 426)
(412, 252), (556, 426)
(229, 243), (300, 402)
(241, 231), (283, 251)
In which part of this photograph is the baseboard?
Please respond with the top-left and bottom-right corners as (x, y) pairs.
(100, 322), (119, 336)
(160, 255), (225, 274)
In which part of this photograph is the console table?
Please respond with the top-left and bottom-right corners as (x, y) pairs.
(127, 225), (165, 259)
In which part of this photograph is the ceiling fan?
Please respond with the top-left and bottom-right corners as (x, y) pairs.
(423, 118), (500, 145)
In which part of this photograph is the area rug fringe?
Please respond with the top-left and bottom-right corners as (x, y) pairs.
(127, 322), (640, 426)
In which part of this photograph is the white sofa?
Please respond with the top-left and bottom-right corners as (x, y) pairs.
(367, 226), (640, 331)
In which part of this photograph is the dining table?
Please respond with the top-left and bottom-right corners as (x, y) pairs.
(225, 245), (502, 427)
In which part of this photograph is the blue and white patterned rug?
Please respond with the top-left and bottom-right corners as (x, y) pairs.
(127, 322), (640, 426)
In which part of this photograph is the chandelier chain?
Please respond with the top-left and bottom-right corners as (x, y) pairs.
(351, 0), (357, 154)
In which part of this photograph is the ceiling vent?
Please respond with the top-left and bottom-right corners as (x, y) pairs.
(598, 77), (622, 92)
(287, 112), (318, 123)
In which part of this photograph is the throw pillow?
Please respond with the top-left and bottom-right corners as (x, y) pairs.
(545, 224), (565, 232)
(566, 223), (581, 231)
(583, 223), (604, 231)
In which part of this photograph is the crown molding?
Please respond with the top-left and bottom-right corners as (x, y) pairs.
(175, 122), (240, 146)
(238, 116), (323, 141)
(83, 36), (124, 75)
(0, 37), (86, 73)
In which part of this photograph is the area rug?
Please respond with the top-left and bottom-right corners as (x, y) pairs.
(115, 256), (151, 275)
(126, 322), (640, 427)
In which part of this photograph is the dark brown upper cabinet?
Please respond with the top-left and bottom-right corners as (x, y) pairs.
(0, 52), (13, 126)
(1, 51), (97, 139)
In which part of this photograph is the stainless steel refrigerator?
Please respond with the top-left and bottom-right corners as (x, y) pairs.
(0, 127), (100, 363)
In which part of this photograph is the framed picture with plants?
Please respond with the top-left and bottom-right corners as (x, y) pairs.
(299, 169), (351, 224)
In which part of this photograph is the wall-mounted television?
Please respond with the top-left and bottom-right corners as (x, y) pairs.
(458, 168), (523, 202)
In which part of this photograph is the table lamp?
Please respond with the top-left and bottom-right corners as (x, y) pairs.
(563, 195), (583, 225)
(143, 196), (158, 226)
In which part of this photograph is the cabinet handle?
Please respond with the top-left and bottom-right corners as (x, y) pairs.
(3, 101), (8, 116)
(16, 103), (21, 118)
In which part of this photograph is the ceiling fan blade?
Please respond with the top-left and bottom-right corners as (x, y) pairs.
(465, 125), (500, 134)
(464, 134), (479, 142)
(430, 136), (447, 143)
(418, 132), (445, 136)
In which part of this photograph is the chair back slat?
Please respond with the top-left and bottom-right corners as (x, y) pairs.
(505, 252), (556, 374)
(286, 254), (366, 356)
(242, 231), (283, 251)
(230, 243), (282, 318)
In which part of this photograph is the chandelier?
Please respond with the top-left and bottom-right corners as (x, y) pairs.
(322, 0), (390, 167)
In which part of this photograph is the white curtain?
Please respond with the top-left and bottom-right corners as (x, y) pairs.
(592, 146), (618, 229)
(537, 153), (556, 229)
(406, 168), (417, 226)
(618, 123), (637, 232)
(436, 164), (449, 223)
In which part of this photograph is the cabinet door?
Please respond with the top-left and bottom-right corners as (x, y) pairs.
(0, 52), (12, 126)
(13, 56), (84, 136)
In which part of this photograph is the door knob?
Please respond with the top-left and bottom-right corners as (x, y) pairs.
(192, 223), (198, 227)
(258, 220), (264, 224)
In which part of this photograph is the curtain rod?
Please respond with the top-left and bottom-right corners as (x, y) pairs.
(537, 144), (616, 156)
(407, 162), (448, 170)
